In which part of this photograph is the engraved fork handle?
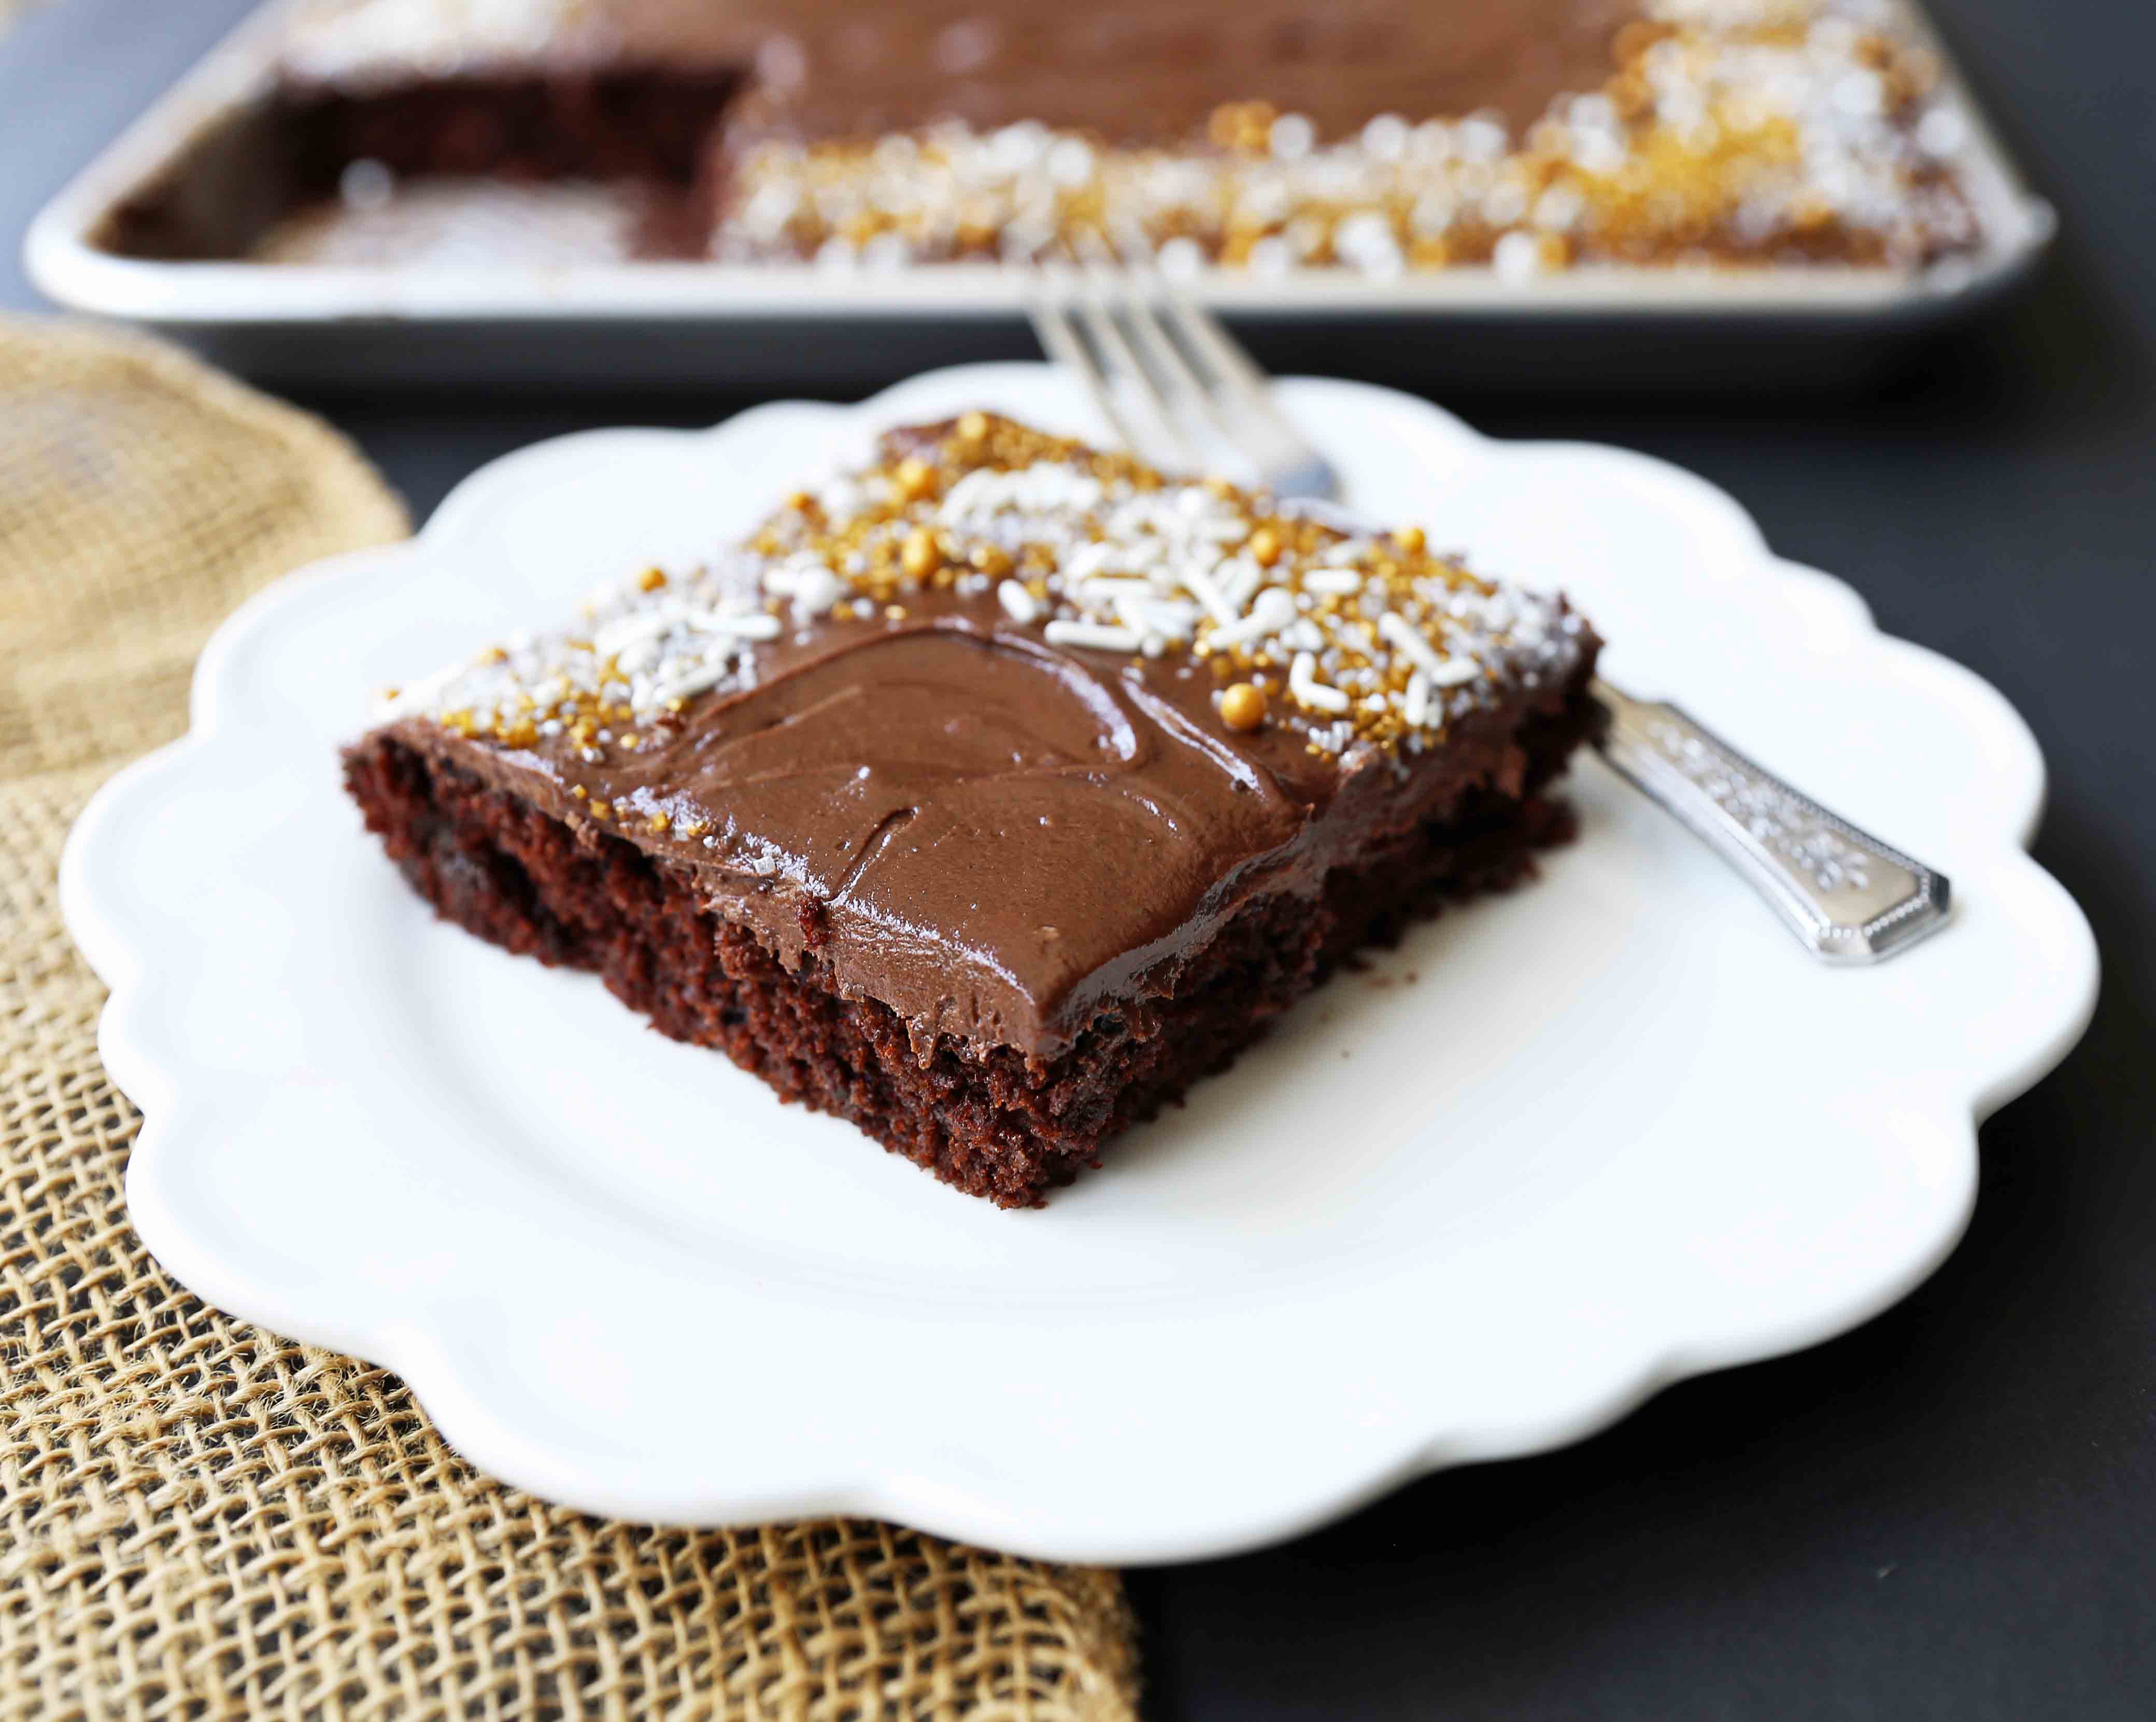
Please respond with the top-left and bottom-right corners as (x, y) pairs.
(1591, 678), (1951, 962)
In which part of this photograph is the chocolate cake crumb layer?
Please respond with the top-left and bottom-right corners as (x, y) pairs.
(344, 689), (1594, 1206)
(345, 414), (1602, 1203)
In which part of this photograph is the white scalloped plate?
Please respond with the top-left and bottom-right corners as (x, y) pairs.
(62, 365), (2095, 1564)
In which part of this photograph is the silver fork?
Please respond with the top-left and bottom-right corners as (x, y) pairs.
(1025, 253), (1951, 963)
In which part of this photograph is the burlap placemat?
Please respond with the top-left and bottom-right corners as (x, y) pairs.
(0, 318), (1141, 1720)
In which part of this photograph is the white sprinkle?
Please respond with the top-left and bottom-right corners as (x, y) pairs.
(1534, 184), (1585, 234)
(1402, 669), (1432, 728)
(936, 466), (997, 520)
(998, 580), (1042, 624)
(592, 607), (677, 657)
(648, 661), (732, 706)
(1046, 136), (1096, 187)
(1158, 236), (1204, 279)
(1216, 558), (1263, 611)
(1062, 540), (1116, 582)
(1117, 594), (1199, 641)
(681, 610), (783, 641)
(1456, 114), (1509, 163)
(1175, 561), (1239, 624)
(1493, 230), (1545, 282)
(1377, 611), (1448, 677)
(1302, 567), (1365, 595)
(1083, 575), (1154, 608)
(1915, 105), (1968, 159)
(1289, 651), (1351, 714)
(1833, 68), (1885, 119)
(1044, 619), (1145, 652)
(1191, 515), (1253, 544)
(1361, 113), (1410, 162)
(1204, 587), (1297, 650)
(790, 567), (846, 619)
(1269, 113), (1316, 161)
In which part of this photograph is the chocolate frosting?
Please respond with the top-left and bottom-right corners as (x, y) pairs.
(386, 582), (1587, 1059)
(288, 0), (1640, 142)
(710, 0), (1639, 145)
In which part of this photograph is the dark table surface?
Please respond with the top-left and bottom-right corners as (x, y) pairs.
(7, 2), (2153, 1716)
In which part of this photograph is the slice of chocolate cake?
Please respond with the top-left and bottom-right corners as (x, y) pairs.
(343, 415), (1602, 1205)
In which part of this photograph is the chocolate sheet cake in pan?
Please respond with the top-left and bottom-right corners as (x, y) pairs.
(343, 416), (1602, 1205)
(207, 0), (1986, 276)
(31, 0), (2053, 387)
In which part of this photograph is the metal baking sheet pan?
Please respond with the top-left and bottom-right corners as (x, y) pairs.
(23, 0), (2055, 391)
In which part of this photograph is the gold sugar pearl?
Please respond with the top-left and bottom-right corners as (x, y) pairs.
(955, 410), (991, 445)
(1394, 525), (1426, 556)
(1247, 525), (1283, 567)
(893, 456), (939, 503)
(969, 543), (1013, 577)
(1219, 682), (1268, 732)
(899, 528), (941, 579)
(636, 567), (668, 592)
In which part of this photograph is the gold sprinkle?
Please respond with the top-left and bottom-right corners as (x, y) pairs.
(590, 800), (612, 821)
(1247, 525), (1283, 567)
(636, 567), (668, 592)
(1394, 525), (1426, 555)
(646, 810), (671, 834)
(570, 785), (587, 799)
(677, 818), (710, 839)
(893, 456), (939, 503)
(885, 603), (909, 621)
(969, 543), (1013, 577)
(899, 528), (940, 579)
(955, 410), (991, 445)
(1219, 682), (1268, 732)
(475, 646), (507, 665)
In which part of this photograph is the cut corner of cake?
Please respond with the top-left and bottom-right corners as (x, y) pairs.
(342, 413), (1605, 1207)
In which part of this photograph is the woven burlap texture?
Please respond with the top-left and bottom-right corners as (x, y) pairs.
(0, 318), (1140, 1720)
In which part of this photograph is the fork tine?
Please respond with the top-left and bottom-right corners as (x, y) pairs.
(1067, 245), (1202, 468)
(1023, 261), (1150, 458)
(1122, 245), (1336, 493)
(1100, 248), (1246, 462)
